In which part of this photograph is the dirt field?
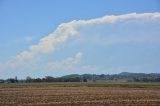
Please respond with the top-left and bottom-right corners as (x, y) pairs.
(0, 83), (160, 106)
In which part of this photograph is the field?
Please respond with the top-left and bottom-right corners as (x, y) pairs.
(0, 82), (160, 106)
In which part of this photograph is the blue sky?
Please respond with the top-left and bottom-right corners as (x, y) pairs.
(0, 0), (160, 79)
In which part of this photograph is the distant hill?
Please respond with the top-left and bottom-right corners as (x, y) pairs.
(61, 74), (80, 78)
(60, 72), (160, 82)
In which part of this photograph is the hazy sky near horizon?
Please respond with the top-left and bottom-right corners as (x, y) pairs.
(0, 0), (160, 79)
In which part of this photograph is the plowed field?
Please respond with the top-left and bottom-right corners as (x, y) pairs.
(0, 83), (160, 106)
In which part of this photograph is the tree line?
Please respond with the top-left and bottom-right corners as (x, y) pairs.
(0, 72), (160, 83)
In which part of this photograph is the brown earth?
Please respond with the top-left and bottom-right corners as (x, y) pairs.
(0, 85), (160, 106)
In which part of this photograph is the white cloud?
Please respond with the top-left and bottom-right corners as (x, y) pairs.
(81, 65), (102, 72)
(14, 36), (34, 45)
(47, 52), (83, 71)
(25, 36), (33, 41)
(14, 12), (160, 61)
(0, 52), (83, 72)
(71, 12), (160, 26)
(14, 22), (78, 61)
(0, 12), (160, 73)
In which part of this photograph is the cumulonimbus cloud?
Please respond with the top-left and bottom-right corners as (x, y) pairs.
(0, 12), (160, 72)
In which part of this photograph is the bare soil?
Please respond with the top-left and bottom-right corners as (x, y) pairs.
(0, 84), (160, 106)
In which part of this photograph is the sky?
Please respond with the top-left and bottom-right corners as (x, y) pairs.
(0, 0), (160, 79)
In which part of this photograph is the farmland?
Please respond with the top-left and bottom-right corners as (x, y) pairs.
(0, 83), (160, 106)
